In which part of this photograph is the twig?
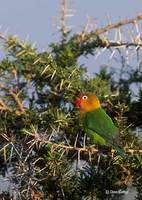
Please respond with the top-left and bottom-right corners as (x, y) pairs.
(74, 133), (79, 147)
(107, 41), (142, 48)
(8, 89), (25, 114)
(0, 98), (12, 112)
(0, 83), (25, 114)
(95, 15), (142, 35)
(0, 32), (6, 40)
(61, 0), (69, 34)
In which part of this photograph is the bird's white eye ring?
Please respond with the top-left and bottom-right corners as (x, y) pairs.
(82, 95), (88, 100)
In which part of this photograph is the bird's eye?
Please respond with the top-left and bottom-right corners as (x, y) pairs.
(82, 95), (88, 100)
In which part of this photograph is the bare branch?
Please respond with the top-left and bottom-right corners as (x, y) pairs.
(60, 0), (71, 34)
(107, 41), (142, 48)
(95, 15), (142, 35)
(8, 89), (25, 114)
(0, 83), (25, 114)
(43, 139), (142, 154)
(27, 134), (142, 156)
(0, 32), (6, 40)
(0, 98), (12, 112)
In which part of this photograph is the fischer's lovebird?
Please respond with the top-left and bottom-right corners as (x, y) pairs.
(75, 93), (125, 156)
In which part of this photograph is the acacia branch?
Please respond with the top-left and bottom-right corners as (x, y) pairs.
(42, 140), (98, 153)
(107, 41), (142, 48)
(29, 135), (142, 156)
(77, 14), (142, 51)
(44, 140), (142, 154)
(95, 14), (142, 35)
(61, 0), (68, 34)
(0, 98), (12, 112)
(8, 89), (25, 114)
(0, 83), (25, 114)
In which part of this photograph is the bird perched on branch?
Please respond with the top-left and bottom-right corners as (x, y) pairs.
(75, 93), (125, 156)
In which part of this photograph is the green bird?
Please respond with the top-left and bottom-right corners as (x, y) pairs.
(75, 93), (125, 156)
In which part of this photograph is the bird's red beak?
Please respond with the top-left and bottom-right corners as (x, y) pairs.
(75, 97), (81, 107)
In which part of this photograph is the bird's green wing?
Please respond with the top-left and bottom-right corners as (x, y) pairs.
(85, 128), (107, 145)
(84, 108), (119, 145)
(84, 108), (126, 156)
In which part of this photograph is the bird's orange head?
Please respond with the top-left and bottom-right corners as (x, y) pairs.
(75, 93), (101, 115)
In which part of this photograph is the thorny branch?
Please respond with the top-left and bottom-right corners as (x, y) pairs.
(107, 41), (142, 48)
(8, 88), (25, 114)
(36, 139), (142, 155)
(25, 127), (142, 158)
(78, 14), (142, 49)
(61, 0), (68, 34)
(0, 83), (25, 114)
(1, 130), (142, 173)
(0, 98), (12, 112)
(60, 0), (75, 34)
(95, 15), (142, 35)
